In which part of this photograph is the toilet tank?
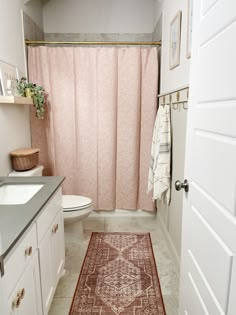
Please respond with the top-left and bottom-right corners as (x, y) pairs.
(9, 165), (44, 177)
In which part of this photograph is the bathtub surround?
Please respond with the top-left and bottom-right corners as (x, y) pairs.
(69, 232), (166, 314)
(28, 46), (158, 211)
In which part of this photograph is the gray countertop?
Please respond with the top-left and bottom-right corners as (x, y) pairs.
(0, 176), (65, 263)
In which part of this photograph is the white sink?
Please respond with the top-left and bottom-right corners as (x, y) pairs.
(0, 184), (44, 205)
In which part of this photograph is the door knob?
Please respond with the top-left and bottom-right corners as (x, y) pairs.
(175, 179), (189, 192)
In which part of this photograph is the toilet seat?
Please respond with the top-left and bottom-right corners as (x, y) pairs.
(63, 195), (93, 225)
(62, 195), (92, 212)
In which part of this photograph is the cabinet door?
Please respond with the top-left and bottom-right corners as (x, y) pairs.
(39, 209), (65, 314)
(51, 211), (65, 285)
(8, 253), (42, 315)
(39, 226), (54, 315)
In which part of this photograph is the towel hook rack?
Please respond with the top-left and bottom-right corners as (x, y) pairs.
(158, 87), (189, 111)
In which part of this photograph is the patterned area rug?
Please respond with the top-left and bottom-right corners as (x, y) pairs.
(69, 232), (166, 315)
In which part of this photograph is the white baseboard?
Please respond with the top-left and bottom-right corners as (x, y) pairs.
(157, 212), (180, 274)
(89, 209), (156, 217)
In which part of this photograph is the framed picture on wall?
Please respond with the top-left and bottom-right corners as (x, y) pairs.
(0, 60), (19, 96)
(186, 0), (193, 58)
(169, 10), (182, 70)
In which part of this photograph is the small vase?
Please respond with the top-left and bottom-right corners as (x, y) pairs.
(25, 88), (31, 98)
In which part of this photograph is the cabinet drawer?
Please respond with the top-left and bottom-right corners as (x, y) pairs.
(37, 188), (62, 243)
(4, 224), (37, 299)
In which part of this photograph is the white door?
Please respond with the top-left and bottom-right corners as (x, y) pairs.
(179, 1), (236, 314)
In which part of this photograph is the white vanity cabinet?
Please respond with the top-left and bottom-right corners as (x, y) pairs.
(7, 253), (42, 315)
(1, 187), (65, 315)
(38, 205), (65, 314)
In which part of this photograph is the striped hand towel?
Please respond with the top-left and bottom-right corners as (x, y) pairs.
(148, 105), (171, 204)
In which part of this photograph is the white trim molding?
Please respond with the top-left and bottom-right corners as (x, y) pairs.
(157, 211), (180, 273)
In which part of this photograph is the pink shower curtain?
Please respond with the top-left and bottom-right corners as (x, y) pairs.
(28, 46), (158, 211)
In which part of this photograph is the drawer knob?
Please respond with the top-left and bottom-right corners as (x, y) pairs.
(13, 296), (21, 309)
(52, 223), (59, 234)
(25, 246), (33, 256)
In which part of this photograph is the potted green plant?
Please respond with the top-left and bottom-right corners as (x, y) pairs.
(17, 77), (45, 119)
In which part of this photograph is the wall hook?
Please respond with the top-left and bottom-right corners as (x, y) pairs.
(183, 102), (188, 110)
(172, 103), (179, 110)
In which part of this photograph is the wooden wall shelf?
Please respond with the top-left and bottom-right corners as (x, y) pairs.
(0, 96), (33, 105)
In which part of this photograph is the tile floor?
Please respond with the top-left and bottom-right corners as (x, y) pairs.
(49, 216), (179, 315)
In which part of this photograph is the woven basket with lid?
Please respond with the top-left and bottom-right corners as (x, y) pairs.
(10, 148), (40, 171)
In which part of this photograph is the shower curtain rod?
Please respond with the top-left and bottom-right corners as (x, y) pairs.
(25, 40), (161, 46)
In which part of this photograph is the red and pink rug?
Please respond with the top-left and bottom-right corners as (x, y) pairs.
(69, 232), (166, 314)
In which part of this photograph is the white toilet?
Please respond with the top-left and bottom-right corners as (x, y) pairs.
(9, 165), (44, 177)
(62, 194), (93, 244)
(9, 165), (93, 243)
(62, 195), (92, 224)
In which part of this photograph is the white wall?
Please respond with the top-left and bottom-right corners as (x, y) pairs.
(0, 0), (43, 75)
(154, 0), (164, 26)
(155, 0), (190, 93)
(24, 0), (44, 30)
(43, 0), (154, 34)
(0, 0), (43, 176)
(154, 0), (190, 266)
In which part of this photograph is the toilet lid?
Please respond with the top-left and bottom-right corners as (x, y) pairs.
(62, 195), (92, 211)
